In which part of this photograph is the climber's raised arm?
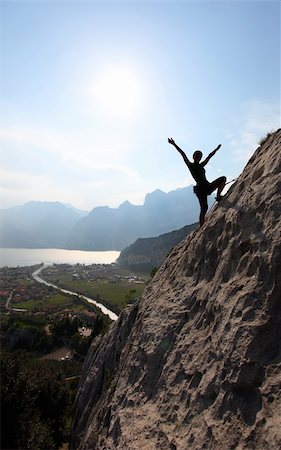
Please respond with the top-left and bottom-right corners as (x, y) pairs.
(201, 144), (221, 167)
(168, 137), (191, 167)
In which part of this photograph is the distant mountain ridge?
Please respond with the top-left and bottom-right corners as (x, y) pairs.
(0, 201), (87, 249)
(0, 186), (201, 250)
(67, 186), (200, 250)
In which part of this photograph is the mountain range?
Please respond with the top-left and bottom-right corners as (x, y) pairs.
(0, 201), (87, 249)
(0, 186), (201, 250)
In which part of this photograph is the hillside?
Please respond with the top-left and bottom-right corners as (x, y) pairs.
(70, 129), (281, 449)
(117, 222), (197, 272)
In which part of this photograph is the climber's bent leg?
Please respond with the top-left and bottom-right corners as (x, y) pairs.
(209, 176), (226, 201)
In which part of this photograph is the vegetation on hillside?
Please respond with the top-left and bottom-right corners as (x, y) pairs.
(1, 350), (76, 449)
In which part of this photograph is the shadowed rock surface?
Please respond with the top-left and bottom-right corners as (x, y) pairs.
(70, 130), (281, 450)
(117, 222), (197, 272)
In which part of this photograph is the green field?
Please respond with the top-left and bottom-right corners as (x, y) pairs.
(15, 293), (79, 312)
(84, 279), (144, 307)
(45, 277), (146, 312)
(15, 277), (145, 314)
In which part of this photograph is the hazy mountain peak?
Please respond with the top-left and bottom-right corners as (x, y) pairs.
(24, 200), (63, 207)
(145, 188), (165, 199)
(119, 200), (134, 209)
(0, 200), (88, 249)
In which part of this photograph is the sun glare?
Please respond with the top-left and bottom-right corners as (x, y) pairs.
(91, 68), (143, 117)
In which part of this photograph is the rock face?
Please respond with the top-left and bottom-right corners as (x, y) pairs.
(70, 130), (281, 450)
(117, 223), (197, 272)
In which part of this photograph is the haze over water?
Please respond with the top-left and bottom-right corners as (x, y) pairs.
(0, 248), (120, 268)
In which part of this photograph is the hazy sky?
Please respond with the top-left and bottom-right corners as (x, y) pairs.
(1, 0), (280, 211)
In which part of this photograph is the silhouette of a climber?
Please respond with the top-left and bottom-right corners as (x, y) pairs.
(168, 138), (226, 227)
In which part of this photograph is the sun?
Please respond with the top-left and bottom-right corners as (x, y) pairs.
(91, 67), (143, 117)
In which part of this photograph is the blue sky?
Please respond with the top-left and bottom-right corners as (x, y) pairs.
(1, 0), (280, 211)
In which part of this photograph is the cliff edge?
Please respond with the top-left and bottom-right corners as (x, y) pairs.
(70, 130), (281, 450)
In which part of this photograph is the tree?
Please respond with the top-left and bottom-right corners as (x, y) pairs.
(0, 350), (71, 449)
(150, 267), (159, 278)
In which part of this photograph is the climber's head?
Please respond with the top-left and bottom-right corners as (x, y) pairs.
(193, 150), (202, 162)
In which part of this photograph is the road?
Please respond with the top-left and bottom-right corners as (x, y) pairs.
(5, 290), (14, 310)
(40, 347), (73, 361)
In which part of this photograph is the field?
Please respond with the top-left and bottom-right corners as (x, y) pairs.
(14, 294), (74, 312)
(42, 264), (148, 314)
(55, 278), (144, 310)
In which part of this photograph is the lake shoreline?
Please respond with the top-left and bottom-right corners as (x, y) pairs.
(0, 248), (120, 268)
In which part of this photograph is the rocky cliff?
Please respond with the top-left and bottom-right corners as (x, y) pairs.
(70, 130), (281, 450)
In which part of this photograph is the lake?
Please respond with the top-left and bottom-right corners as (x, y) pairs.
(0, 248), (120, 268)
